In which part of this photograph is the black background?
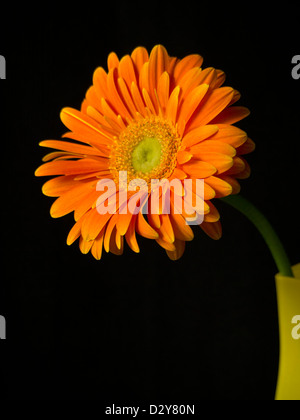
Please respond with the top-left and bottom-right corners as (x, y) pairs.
(1, 5), (300, 402)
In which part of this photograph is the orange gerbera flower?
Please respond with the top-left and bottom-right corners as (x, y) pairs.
(35, 45), (255, 260)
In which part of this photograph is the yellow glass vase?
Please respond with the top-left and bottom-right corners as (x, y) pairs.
(221, 196), (299, 400)
(275, 263), (300, 400)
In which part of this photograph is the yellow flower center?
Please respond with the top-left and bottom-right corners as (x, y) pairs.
(132, 137), (162, 174)
(109, 117), (181, 188)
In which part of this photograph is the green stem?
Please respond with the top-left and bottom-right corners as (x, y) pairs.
(220, 195), (293, 277)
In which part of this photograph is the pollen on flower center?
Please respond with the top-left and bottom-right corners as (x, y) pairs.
(132, 137), (161, 174)
(109, 116), (181, 187)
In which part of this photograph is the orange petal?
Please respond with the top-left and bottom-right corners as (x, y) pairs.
(110, 230), (124, 255)
(42, 175), (79, 197)
(148, 45), (169, 94)
(159, 214), (175, 244)
(200, 220), (222, 240)
(139, 61), (150, 92)
(224, 156), (246, 176)
(107, 52), (119, 70)
(117, 77), (138, 118)
(116, 211), (133, 236)
(203, 182), (216, 200)
(85, 86), (104, 115)
(81, 98), (89, 113)
(86, 105), (108, 126)
(182, 160), (217, 178)
(209, 124), (247, 148)
(236, 137), (256, 155)
(67, 217), (84, 246)
(39, 140), (105, 157)
(229, 89), (241, 106)
(218, 175), (241, 195)
(74, 188), (100, 221)
(125, 216), (140, 253)
(204, 176), (233, 198)
(169, 211), (194, 241)
(91, 227), (106, 260)
(173, 54), (203, 83)
(79, 236), (93, 255)
(62, 129), (116, 148)
(182, 125), (219, 148)
(50, 182), (94, 218)
(100, 97), (125, 130)
(177, 150), (193, 165)
(203, 201), (220, 222)
(179, 67), (205, 97)
(189, 140), (236, 157)
(93, 67), (109, 101)
(166, 239), (186, 261)
(214, 69), (226, 88)
(166, 86), (180, 125)
(142, 88), (157, 115)
(60, 107), (114, 145)
(42, 152), (82, 162)
(35, 158), (109, 177)
(170, 167), (188, 180)
(103, 214), (118, 252)
(131, 82), (147, 117)
(178, 84), (209, 126)
(155, 236), (176, 252)
(102, 214), (123, 255)
(81, 208), (112, 242)
(190, 152), (233, 175)
(211, 106), (250, 124)
(157, 71), (170, 111)
(193, 67), (218, 88)
(147, 211), (161, 229)
(189, 87), (235, 127)
(118, 54), (138, 88)
(168, 56), (178, 74)
(131, 46), (149, 74)
(107, 68), (132, 119)
(73, 171), (111, 181)
(136, 212), (159, 240)
(236, 158), (251, 179)
(104, 221), (124, 255)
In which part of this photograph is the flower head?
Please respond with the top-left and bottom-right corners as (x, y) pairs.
(35, 45), (255, 260)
